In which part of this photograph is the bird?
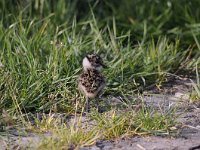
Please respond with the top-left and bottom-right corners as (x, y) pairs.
(78, 53), (106, 112)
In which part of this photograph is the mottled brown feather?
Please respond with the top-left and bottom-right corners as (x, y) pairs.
(78, 69), (105, 98)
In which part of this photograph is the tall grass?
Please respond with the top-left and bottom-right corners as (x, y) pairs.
(1, 1), (199, 148)
(0, 0), (199, 114)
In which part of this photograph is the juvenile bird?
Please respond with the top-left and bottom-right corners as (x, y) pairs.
(78, 54), (106, 112)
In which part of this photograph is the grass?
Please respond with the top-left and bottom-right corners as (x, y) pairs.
(37, 127), (100, 150)
(0, 0), (199, 113)
(31, 106), (176, 149)
(0, 0), (200, 149)
(190, 63), (200, 101)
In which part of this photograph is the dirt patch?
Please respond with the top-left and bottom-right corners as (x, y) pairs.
(0, 76), (200, 150)
(81, 108), (200, 150)
(81, 135), (200, 150)
(82, 76), (200, 150)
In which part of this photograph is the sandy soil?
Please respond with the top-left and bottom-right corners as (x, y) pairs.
(81, 76), (200, 150)
(0, 76), (200, 150)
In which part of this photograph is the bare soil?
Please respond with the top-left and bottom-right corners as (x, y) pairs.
(0, 76), (200, 150)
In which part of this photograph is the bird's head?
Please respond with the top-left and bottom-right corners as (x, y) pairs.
(82, 54), (106, 71)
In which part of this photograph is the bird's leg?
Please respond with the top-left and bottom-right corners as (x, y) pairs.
(95, 97), (99, 112)
(85, 97), (90, 112)
(96, 93), (104, 113)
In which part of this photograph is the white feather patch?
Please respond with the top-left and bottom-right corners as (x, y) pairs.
(82, 57), (92, 70)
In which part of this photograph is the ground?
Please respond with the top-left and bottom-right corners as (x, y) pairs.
(0, 76), (200, 150)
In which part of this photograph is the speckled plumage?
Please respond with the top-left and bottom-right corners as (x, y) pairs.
(78, 69), (105, 98)
(78, 54), (106, 112)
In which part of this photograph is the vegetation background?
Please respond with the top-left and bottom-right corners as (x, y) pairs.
(0, 0), (199, 130)
(0, 0), (200, 149)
